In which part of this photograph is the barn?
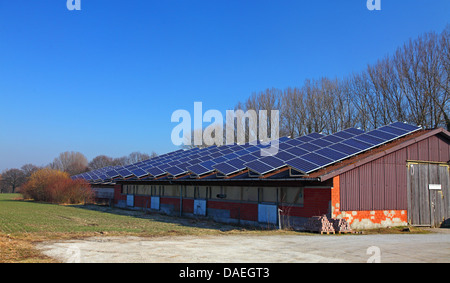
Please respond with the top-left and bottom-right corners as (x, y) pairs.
(73, 122), (450, 230)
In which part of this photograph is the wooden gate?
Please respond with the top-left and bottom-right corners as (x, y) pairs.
(407, 162), (450, 227)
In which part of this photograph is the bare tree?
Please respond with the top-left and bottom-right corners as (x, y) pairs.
(88, 155), (115, 170)
(127, 152), (151, 164)
(21, 164), (40, 179)
(439, 25), (450, 130)
(52, 151), (88, 175)
(227, 27), (450, 136)
(281, 87), (305, 138)
(0, 168), (26, 193)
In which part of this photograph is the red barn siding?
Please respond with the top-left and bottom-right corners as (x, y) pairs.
(208, 201), (258, 221)
(279, 188), (331, 220)
(340, 133), (450, 212)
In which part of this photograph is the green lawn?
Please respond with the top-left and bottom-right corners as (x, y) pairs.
(0, 193), (225, 237)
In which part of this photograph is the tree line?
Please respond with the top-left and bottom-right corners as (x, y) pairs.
(235, 26), (450, 138)
(0, 150), (157, 193)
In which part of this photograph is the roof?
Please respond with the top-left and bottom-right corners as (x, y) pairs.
(312, 127), (450, 181)
(73, 122), (441, 185)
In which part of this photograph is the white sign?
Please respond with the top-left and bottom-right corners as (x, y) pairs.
(429, 184), (442, 190)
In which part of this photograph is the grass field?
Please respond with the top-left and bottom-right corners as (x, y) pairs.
(0, 193), (252, 262)
(0, 194), (217, 236)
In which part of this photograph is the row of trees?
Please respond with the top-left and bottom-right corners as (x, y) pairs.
(234, 26), (450, 139)
(0, 150), (157, 193)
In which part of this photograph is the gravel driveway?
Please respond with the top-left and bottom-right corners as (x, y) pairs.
(36, 229), (450, 263)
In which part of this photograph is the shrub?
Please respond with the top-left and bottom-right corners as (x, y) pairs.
(20, 169), (93, 204)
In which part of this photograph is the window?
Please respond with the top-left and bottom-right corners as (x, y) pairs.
(280, 187), (304, 206)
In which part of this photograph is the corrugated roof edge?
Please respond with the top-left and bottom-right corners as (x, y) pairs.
(315, 127), (450, 182)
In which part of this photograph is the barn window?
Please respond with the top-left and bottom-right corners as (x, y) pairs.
(280, 187), (304, 206)
(194, 186), (209, 199)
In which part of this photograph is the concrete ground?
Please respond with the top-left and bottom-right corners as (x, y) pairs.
(36, 229), (450, 263)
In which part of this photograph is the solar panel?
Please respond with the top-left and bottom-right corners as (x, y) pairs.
(366, 129), (397, 141)
(117, 168), (133, 178)
(166, 166), (187, 177)
(198, 155), (213, 161)
(210, 152), (222, 158)
(278, 142), (294, 151)
(223, 153), (239, 160)
(244, 146), (261, 153)
(390, 122), (421, 132)
(333, 131), (355, 139)
(285, 158), (319, 174)
(176, 162), (191, 170)
(302, 152), (334, 167)
(285, 147), (309, 156)
(106, 169), (120, 178)
(245, 160), (275, 175)
(234, 149), (251, 156)
(298, 142), (321, 152)
(259, 156), (285, 169)
(219, 148), (233, 154)
(158, 163), (173, 170)
(343, 128), (365, 135)
(98, 173), (109, 180)
(273, 150), (296, 161)
(78, 122), (425, 183)
(341, 138), (372, 151)
(285, 139), (304, 147)
(146, 167), (166, 177)
(329, 143), (360, 155)
(168, 160), (181, 166)
(353, 134), (385, 146)
(130, 168), (148, 178)
(321, 134), (344, 143)
(378, 125), (409, 136)
(186, 158), (201, 165)
(214, 156), (228, 163)
(315, 147), (348, 161)
(227, 158), (246, 169)
(214, 162), (240, 175)
(238, 153), (259, 162)
(313, 139), (333, 147)
(188, 164), (213, 176)
(199, 160), (216, 170)
(295, 135), (315, 143)
(307, 133), (325, 139)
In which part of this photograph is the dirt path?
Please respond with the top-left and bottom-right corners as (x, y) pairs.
(36, 230), (450, 263)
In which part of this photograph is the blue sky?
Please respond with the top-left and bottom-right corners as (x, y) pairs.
(0, 0), (449, 171)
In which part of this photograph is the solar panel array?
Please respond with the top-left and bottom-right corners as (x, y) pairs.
(72, 122), (421, 183)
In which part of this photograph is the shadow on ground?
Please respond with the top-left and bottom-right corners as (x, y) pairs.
(72, 203), (254, 233)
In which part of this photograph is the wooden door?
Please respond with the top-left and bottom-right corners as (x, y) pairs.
(408, 162), (450, 227)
